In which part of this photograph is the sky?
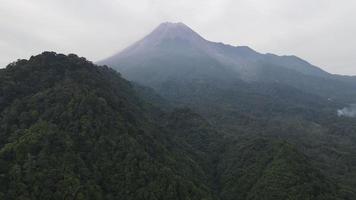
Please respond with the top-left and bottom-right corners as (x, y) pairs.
(1, 0), (355, 75)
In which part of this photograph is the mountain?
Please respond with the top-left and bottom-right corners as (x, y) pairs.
(100, 22), (325, 78)
(0, 52), (217, 199)
(0, 52), (346, 199)
(99, 22), (356, 198)
(99, 22), (356, 103)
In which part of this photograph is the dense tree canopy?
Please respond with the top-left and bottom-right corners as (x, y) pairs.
(0, 52), (352, 199)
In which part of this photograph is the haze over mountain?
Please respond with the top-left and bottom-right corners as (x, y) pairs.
(99, 22), (356, 103)
(101, 22), (327, 78)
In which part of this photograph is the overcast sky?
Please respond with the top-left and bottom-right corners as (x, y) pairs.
(1, 0), (355, 75)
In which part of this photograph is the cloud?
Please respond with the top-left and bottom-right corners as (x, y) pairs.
(338, 104), (356, 118)
(0, 0), (355, 75)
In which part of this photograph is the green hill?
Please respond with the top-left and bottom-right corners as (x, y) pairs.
(0, 52), (347, 199)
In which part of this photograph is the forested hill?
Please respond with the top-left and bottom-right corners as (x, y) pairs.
(0, 52), (219, 199)
(0, 52), (346, 199)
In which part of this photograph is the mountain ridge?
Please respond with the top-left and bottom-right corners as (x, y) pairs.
(99, 22), (356, 103)
(99, 22), (331, 78)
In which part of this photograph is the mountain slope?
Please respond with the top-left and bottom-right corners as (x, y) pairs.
(99, 22), (356, 103)
(0, 52), (216, 200)
(0, 52), (346, 199)
(218, 139), (342, 200)
(98, 22), (356, 198)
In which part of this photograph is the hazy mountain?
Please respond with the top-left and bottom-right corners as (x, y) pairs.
(99, 22), (356, 103)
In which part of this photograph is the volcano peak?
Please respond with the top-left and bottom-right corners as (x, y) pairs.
(146, 21), (205, 43)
